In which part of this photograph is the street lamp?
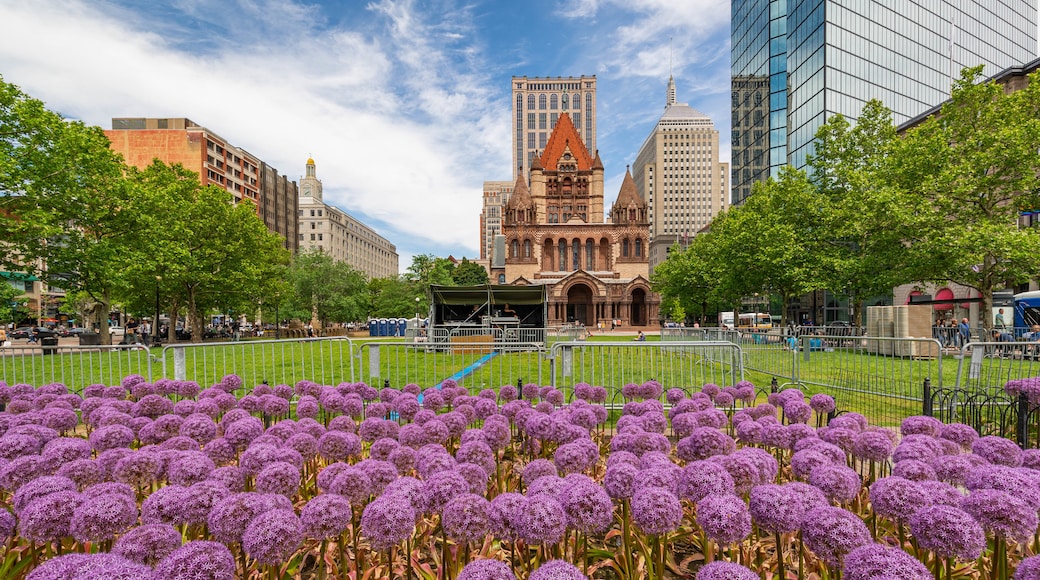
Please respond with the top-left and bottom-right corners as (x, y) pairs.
(153, 275), (161, 347)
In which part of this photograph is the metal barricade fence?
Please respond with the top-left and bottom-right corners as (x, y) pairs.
(356, 341), (550, 392)
(158, 337), (355, 389)
(0, 343), (153, 393)
(549, 341), (743, 403)
(739, 328), (797, 385)
(792, 334), (943, 427)
(954, 340), (1040, 395)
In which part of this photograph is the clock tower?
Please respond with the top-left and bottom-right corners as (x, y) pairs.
(300, 157), (322, 202)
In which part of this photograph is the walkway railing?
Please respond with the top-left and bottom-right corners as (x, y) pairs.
(0, 343), (152, 393)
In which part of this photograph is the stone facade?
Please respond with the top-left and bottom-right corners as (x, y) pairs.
(497, 113), (659, 327)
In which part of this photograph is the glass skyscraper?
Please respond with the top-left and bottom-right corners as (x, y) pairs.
(731, 0), (1037, 205)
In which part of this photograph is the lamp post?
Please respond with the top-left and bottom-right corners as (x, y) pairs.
(275, 296), (280, 340)
(153, 275), (161, 347)
(415, 296), (421, 337)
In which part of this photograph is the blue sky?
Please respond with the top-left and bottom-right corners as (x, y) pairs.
(0, 0), (731, 272)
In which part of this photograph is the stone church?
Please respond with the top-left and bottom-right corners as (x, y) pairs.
(494, 113), (659, 328)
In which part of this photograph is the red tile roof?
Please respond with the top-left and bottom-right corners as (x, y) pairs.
(538, 113), (594, 172)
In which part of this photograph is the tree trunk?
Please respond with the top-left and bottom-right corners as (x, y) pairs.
(167, 299), (180, 343)
(187, 288), (205, 344)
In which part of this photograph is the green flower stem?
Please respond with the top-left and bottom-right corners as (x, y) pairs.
(776, 531), (786, 580)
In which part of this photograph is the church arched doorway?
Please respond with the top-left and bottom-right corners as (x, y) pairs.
(630, 288), (647, 326)
(566, 284), (594, 326)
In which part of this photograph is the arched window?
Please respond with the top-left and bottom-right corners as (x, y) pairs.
(539, 94), (547, 110)
(586, 239), (594, 269)
(561, 93), (569, 110)
(511, 240), (520, 258)
(635, 238), (643, 257)
(573, 94), (580, 109)
(572, 238), (581, 270)
(516, 94), (523, 112)
(558, 240), (568, 271)
(622, 238), (630, 257)
(527, 94), (535, 110)
(550, 94), (558, 109)
(523, 239), (532, 258)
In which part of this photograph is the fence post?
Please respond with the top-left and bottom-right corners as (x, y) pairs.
(770, 377), (778, 393)
(517, 378), (523, 400)
(922, 378), (932, 417)
(1018, 392), (1030, 449)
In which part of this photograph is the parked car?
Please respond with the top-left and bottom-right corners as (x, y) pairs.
(65, 327), (91, 335)
(109, 325), (125, 336)
(10, 327), (58, 340)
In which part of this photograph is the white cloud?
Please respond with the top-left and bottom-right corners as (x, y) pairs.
(0, 0), (509, 261)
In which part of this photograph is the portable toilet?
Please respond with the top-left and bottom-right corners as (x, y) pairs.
(396, 318), (407, 336)
(378, 318), (389, 337)
(368, 319), (378, 337)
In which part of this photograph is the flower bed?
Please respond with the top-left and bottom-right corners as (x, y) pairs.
(0, 375), (1037, 579)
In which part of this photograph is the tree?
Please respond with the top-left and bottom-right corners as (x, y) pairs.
(406, 254), (454, 287)
(0, 281), (27, 324)
(0, 75), (137, 344)
(118, 161), (290, 342)
(285, 249), (369, 328)
(452, 258), (489, 286)
(890, 66), (1040, 325)
(809, 100), (927, 324)
(368, 276), (424, 319)
(651, 236), (724, 323)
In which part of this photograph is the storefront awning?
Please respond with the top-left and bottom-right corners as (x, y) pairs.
(0, 271), (39, 282)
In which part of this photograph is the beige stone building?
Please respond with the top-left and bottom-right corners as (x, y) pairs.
(297, 158), (398, 279)
(105, 117), (299, 253)
(511, 75), (597, 180)
(496, 113), (659, 327)
(478, 180), (514, 269)
(633, 77), (729, 274)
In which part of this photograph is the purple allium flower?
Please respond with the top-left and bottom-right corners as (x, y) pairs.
(487, 492), (525, 541)
(301, 493), (353, 540)
(630, 487), (682, 536)
(972, 435), (1023, 467)
(83, 481), (135, 499)
(179, 414), (218, 444)
(70, 492), (138, 542)
(88, 424), (135, 452)
(518, 493), (567, 545)
(242, 508), (303, 565)
(56, 458), (103, 491)
(0, 510), (13, 541)
(255, 461), (301, 497)
(112, 523), (182, 567)
(696, 493), (752, 545)
(677, 461), (736, 503)
(676, 427), (735, 462)
(29, 553), (152, 579)
(361, 493), (416, 550)
(166, 451), (216, 486)
(869, 477), (931, 523)
(842, 543), (931, 580)
(442, 493), (492, 544)
(1016, 555), (1040, 579)
(963, 465), (1040, 509)
(203, 437), (237, 465)
(784, 400), (813, 424)
(324, 466), (370, 505)
(522, 458), (558, 487)
(809, 464), (862, 504)
(892, 459), (936, 481)
(603, 461), (638, 500)
(790, 449), (833, 481)
(207, 492), (280, 545)
(851, 430), (894, 462)
(12, 475), (77, 515)
(917, 480), (964, 507)
(389, 445), (417, 475)
(909, 504), (985, 561)
(458, 559), (516, 580)
(696, 562), (758, 580)
(19, 490), (78, 542)
(939, 422), (978, 449)
(529, 560), (587, 580)
(961, 488), (1038, 541)
(931, 454), (985, 486)
(829, 413), (867, 432)
(155, 540), (236, 580)
(457, 462), (490, 496)
(141, 484), (189, 525)
(422, 469), (468, 513)
(799, 506), (872, 568)
(892, 435), (943, 463)
(317, 430), (363, 462)
(558, 476), (612, 533)
(809, 393), (836, 414)
(901, 415), (942, 437)
(749, 484), (813, 533)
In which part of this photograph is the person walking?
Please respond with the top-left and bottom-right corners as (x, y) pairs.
(958, 317), (971, 347)
(140, 319), (151, 347)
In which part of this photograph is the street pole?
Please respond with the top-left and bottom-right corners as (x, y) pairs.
(153, 275), (161, 347)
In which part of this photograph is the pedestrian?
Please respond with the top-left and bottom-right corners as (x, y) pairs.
(995, 308), (1008, 330)
(634, 330), (646, 342)
(958, 317), (971, 347)
(140, 319), (151, 346)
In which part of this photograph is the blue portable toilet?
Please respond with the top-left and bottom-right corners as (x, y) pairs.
(378, 318), (389, 337)
(368, 319), (378, 337)
(396, 318), (407, 336)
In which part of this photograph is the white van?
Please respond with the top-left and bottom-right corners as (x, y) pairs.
(720, 311), (734, 329)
